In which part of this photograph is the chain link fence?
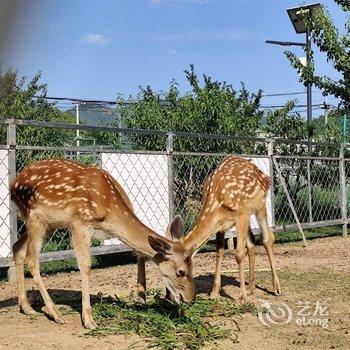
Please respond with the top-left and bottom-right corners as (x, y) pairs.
(0, 118), (348, 273)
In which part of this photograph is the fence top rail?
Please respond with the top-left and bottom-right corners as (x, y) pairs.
(15, 144), (168, 155)
(0, 118), (343, 148)
(275, 155), (341, 161)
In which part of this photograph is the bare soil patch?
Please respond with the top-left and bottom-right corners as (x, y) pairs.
(0, 236), (349, 349)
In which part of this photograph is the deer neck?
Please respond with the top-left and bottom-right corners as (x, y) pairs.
(182, 211), (221, 251)
(102, 208), (162, 258)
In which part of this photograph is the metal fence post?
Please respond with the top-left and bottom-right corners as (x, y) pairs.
(306, 159), (313, 223)
(268, 139), (276, 227)
(7, 119), (17, 282)
(166, 132), (174, 223)
(339, 144), (347, 238)
(272, 157), (308, 247)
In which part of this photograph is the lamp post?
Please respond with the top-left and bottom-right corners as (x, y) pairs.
(266, 3), (322, 224)
(266, 2), (322, 142)
(286, 3), (322, 146)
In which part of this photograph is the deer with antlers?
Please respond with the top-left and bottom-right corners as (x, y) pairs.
(181, 156), (281, 302)
(11, 158), (196, 329)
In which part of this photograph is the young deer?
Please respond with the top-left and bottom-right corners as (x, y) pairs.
(11, 158), (196, 329)
(182, 156), (281, 302)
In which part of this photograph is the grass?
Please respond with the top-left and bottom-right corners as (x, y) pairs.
(274, 225), (342, 244)
(273, 270), (350, 296)
(89, 290), (257, 350)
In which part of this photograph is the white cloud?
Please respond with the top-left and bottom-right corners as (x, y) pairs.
(167, 49), (177, 55)
(82, 33), (108, 45)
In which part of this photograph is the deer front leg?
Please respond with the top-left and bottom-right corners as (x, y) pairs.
(71, 226), (97, 329)
(235, 213), (249, 303)
(210, 231), (225, 299)
(137, 255), (146, 303)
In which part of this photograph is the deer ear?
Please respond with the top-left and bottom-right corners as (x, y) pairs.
(166, 215), (184, 241)
(148, 236), (173, 256)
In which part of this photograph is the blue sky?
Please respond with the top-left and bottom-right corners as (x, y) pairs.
(1, 0), (347, 114)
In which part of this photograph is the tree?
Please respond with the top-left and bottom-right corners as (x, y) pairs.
(284, 2), (350, 111)
(119, 65), (263, 153)
(0, 68), (75, 168)
(117, 66), (264, 229)
(0, 69), (73, 122)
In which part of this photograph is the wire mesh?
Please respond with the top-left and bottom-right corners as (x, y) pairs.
(0, 119), (348, 267)
(274, 157), (342, 225)
(0, 150), (10, 258)
(173, 154), (224, 232)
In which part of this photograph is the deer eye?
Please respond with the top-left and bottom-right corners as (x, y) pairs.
(177, 269), (186, 277)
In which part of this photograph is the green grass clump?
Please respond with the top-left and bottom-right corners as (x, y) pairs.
(275, 225), (342, 244)
(90, 292), (256, 349)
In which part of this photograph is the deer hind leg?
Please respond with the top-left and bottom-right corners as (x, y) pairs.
(13, 233), (36, 315)
(246, 229), (256, 294)
(256, 203), (281, 295)
(71, 225), (96, 329)
(137, 255), (146, 303)
(210, 231), (225, 299)
(235, 211), (249, 303)
(26, 217), (67, 324)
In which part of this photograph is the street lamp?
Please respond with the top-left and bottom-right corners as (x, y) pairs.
(266, 3), (322, 224)
(265, 40), (305, 47)
(287, 3), (322, 34)
(286, 3), (322, 136)
(266, 3), (322, 135)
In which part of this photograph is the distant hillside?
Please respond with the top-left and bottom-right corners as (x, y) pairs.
(66, 103), (119, 126)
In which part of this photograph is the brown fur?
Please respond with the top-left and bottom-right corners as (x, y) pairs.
(11, 158), (196, 329)
(183, 156), (281, 301)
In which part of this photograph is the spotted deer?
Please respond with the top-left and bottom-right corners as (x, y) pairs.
(11, 158), (196, 329)
(181, 156), (281, 302)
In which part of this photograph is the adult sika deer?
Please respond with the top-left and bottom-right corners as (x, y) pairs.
(182, 156), (281, 302)
(11, 158), (196, 329)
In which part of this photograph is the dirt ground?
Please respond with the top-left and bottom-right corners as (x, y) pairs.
(0, 236), (349, 350)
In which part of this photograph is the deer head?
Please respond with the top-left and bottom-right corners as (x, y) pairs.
(149, 216), (196, 303)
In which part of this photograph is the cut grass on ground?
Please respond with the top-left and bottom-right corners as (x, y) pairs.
(89, 291), (257, 350)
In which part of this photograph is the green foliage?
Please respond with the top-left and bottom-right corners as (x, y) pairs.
(264, 100), (341, 153)
(275, 184), (343, 224)
(263, 100), (311, 158)
(0, 68), (76, 168)
(284, 3), (350, 110)
(118, 65), (263, 153)
(265, 100), (308, 140)
(91, 292), (256, 349)
(116, 66), (265, 231)
(0, 68), (74, 125)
